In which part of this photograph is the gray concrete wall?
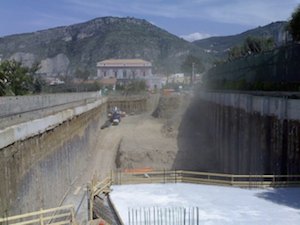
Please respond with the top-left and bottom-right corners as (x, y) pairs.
(0, 98), (107, 149)
(0, 92), (101, 129)
(175, 91), (300, 175)
(0, 100), (107, 217)
(0, 92), (100, 117)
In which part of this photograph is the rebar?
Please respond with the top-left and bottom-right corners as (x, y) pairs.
(128, 207), (200, 225)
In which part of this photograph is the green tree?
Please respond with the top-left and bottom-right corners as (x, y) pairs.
(228, 46), (243, 61)
(123, 80), (147, 95)
(0, 60), (39, 96)
(181, 55), (204, 75)
(243, 36), (274, 54)
(75, 68), (90, 80)
(0, 64), (8, 95)
(288, 5), (300, 41)
(227, 36), (275, 61)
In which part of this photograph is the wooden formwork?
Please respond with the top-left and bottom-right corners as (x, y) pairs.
(87, 175), (112, 222)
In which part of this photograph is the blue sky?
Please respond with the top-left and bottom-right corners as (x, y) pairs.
(0, 0), (299, 41)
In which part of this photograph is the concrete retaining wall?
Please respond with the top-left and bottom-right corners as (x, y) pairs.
(175, 91), (300, 175)
(0, 99), (107, 217)
(199, 92), (300, 120)
(0, 98), (107, 149)
(0, 92), (101, 129)
(0, 92), (100, 117)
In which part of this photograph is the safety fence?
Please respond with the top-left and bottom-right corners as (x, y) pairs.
(0, 205), (76, 225)
(205, 43), (300, 84)
(112, 170), (300, 188)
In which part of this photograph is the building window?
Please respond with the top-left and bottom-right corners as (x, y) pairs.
(143, 71), (146, 77)
(114, 71), (118, 78)
(123, 70), (127, 78)
(132, 70), (136, 79)
(104, 71), (107, 77)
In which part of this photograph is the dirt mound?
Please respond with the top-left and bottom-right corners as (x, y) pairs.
(152, 94), (191, 138)
(152, 95), (181, 119)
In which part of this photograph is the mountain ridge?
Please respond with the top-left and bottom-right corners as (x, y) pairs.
(0, 17), (288, 77)
(193, 21), (289, 58)
(0, 16), (211, 76)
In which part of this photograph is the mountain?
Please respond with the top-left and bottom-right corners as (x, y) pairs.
(0, 17), (211, 77)
(193, 21), (289, 58)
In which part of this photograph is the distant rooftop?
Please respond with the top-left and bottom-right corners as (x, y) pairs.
(99, 77), (117, 85)
(97, 59), (151, 67)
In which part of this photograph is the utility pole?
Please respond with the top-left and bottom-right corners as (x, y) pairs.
(191, 62), (195, 85)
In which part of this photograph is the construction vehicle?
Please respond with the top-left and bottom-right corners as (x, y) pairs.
(110, 110), (121, 125)
(101, 106), (123, 129)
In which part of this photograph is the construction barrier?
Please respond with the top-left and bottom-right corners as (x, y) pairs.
(112, 170), (300, 188)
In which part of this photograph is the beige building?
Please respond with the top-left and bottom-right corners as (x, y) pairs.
(96, 59), (152, 84)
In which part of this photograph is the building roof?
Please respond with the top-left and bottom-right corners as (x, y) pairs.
(99, 77), (117, 85)
(97, 59), (152, 67)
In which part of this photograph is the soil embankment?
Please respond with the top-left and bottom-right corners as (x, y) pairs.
(114, 94), (189, 171)
(112, 93), (200, 171)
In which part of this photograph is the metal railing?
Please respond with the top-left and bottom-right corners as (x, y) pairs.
(112, 170), (300, 187)
(128, 207), (200, 225)
(0, 205), (76, 225)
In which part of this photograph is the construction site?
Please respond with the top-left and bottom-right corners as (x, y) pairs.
(1, 90), (300, 225)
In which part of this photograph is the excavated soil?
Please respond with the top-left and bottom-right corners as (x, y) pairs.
(113, 94), (191, 171)
(71, 93), (190, 184)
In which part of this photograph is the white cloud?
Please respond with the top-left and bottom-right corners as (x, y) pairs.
(180, 32), (212, 42)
